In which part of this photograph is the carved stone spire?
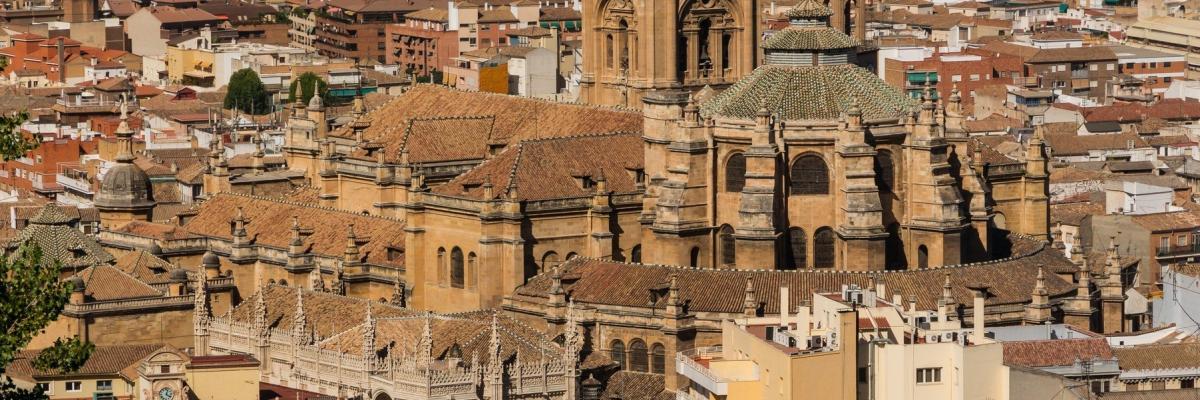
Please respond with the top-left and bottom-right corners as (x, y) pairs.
(563, 300), (581, 357)
(293, 289), (308, 345)
(253, 290), (268, 340)
(309, 267), (324, 292)
(742, 277), (757, 317)
(391, 277), (405, 307)
(332, 261), (346, 295)
(1077, 260), (1091, 297)
(417, 315), (432, 366)
(362, 301), (376, 362)
(343, 224), (360, 263)
(193, 272), (210, 333)
(487, 312), (503, 380)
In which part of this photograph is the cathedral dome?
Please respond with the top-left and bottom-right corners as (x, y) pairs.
(700, 0), (915, 122)
(95, 102), (155, 211)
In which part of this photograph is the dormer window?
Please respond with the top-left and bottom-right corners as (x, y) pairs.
(628, 168), (645, 185)
(576, 175), (595, 190)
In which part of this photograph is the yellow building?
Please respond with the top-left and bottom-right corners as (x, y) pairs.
(165, 45), (215, 87)
(2, 344), (167, 400)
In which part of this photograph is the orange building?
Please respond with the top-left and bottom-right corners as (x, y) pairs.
(0, 33), (136, 83)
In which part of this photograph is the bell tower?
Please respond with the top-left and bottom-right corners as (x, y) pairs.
(578, 0), (757, 107)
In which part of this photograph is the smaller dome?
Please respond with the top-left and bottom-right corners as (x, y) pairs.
(170, 268), (189, 281)
(784, 0), (833, 18)
(68, 275), (85, 292)
(202, 251), (220, 267)
(95, 163), (155, 210)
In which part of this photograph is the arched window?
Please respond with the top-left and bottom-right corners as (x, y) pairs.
(467, 252), (477, 289)
(885, 223), (906, 270)
(689, 247), (701, 268)
(788, 228), (806, 269)
(629, 340), (649, 372)
(651, 343), (666, 374)
(450, 247), (464, 288)
(436, 247), (446, 285)
(719, 225), (736, 267)
(631, 245), (642, 263)
(542, 251), (560, 273)
(725, 153), (746, 192)
(814, 228), (835, 268)
(605, 34), (614, 70)
(566, 252), (578, 261)
(876, 150), (895, 192)
(610, 340), (626, 370)
(790, 154), (829, 195)
(917, 245), (929, 269)
(279, 279), (288, 286)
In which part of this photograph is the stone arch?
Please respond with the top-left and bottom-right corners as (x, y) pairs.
(725, 152), (746, 192)
(875, 149), (896, 193)
(718, 224), (736, 267)
(651, 343), (666, 374)
(676, 0), (743, 83)
(629, 339), (649, 372)
(542, 251), (560, 274)
(791, 153), (830, 195)
(610, 339), (626, 369)
(689, 247), (701, 268)
(373, 391), (393, 400)
(631, 245), (642, 263)
(787, 227), (806, 269)
(917, 245), (929, 269)
(813, 227), (835, 268)
(450, 247), (464, 288)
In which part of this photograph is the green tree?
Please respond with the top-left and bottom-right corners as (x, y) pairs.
(224, 68), (271, 115)
(0, 244), (92, 400)
(0, 57), (8, 71)
(288, 72), (330, 106)
(0, 112), (37, 161)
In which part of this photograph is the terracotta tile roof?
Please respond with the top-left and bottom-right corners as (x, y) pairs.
(280, 186), (321, 205)
(600, 371), (670, 400)
(1003, 338), (1114, 368)
(1113, 343), (1200, 371)
(9, 204), (114, 270)
(75, 264), (164, 301)
(1032, 30), (1083, 41)
(513, 234), (1076, 313)
(324, 0), (437, 13)
(392, 116), (496, 163)
(113, 249), (186, 284)
(505, 26), (552, 37)
(226, 154), (285, 169)
(434, 132), (643, 201)
(1050, 201), (1104, 225)
(182, 193), (405, 268)
(105, 0), (139, 17)
(404, 6), (448, 21)
(4, 344), (164, 383)
(335, 85), (641, 164)
(964, 114), (1025, 133)
(970, 136), (1022, 164)
(1171, 264), (1200, 279)
(229, 285), (416, 339)
(700, 64), (915, 122)
(1075, 99), (1200, 123)
(477, 7), (517, 22)
(175, 162), (206, 184)
(1044, 131), (1147, 156)
(144, 6), (222, 24)
(538, 6), (580, 20)
(1130, 210), (1200, 233)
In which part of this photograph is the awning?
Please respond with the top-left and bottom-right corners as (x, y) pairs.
(183, 70), (214, 78)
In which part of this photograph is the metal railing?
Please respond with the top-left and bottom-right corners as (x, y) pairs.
(1156, 244), (1200, 257)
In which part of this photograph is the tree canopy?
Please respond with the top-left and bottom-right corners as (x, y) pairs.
(224, 68), (272, 115)
(288, 72), (330, 106)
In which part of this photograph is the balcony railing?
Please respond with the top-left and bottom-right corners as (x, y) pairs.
(56, 173), (92, 194)
(676, 346), (728, 395)
(1157, 244), (1200, 258)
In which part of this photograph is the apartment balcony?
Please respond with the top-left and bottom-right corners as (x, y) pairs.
(1157, 244), (1200, 259)
(1012, 76), (1039, 87)
(677, 346), (731, 396)
(30, 176), (62, 194)
(56, 173), (93, 195)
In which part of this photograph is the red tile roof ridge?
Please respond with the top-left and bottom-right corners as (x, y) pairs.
(553, 233), (1049, 275)
(502, 130), (644, 198)
(970, 136), (1021, 165)
(211, 190), (404, 223)
(405, 83), (640, 112)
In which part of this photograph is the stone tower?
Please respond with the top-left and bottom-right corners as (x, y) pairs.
(578, 0), (757, 107)
(95, 101), (154, 229)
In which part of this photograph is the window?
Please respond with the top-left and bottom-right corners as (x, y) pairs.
(450, 247), (464, 288)
(65, 381), (82, 392)
(629, 340), (648, 372)
(36, 383), (49, 394)
(725, 153), (746, 192)
(160, 365), (170, 374)
(1089, 64), (1097, 71)
(610, 340), (626, 369)
(1179, 235), (1188, 247)
(1150, 62), (1158, 68)
(1182, 379), (1195, 389)
(719, 225), (736, 267)
(916, 368), (942, 384)
(96, 380), (112, 391)
(437, 247), (446, 284)
(875, 151), (895, 192)
(651, 344), (666, 373)
(951, 74), (962, 82)
(1165, 62), (1173, 67)
(788, 228), (807, 269)
(1152, 381), (1166, 390)
(813, 228), (835, 268)
(1125, 62), (1134, 69)
(918, 245), (929, 269)
(1107, 63), (1114, 71)
(1091, 380), (1111, 394)
(1160, 236), (1170, 250)
(790, 154), (829, 195)
(969, 74), (980, 81)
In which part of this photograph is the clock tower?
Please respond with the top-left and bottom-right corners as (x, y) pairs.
(137, 348), (188, 400)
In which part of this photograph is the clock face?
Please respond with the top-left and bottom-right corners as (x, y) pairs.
(158, 387), (174, 400)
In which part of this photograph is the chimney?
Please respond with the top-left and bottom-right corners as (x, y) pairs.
(56, 38), (66, 83)
(971, 287), (988, 343)
(780, 287), (789, 328)
(795, 301), (811, 345)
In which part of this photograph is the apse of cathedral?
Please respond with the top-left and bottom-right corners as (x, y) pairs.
(631, 0), (1050, 271)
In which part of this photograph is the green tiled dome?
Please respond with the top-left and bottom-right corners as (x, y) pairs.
(699, 64), (916, 121)
(761, 27), (858, 50)
(783, 0), (834, 18)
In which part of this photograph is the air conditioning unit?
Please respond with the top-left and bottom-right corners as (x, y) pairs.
(927, 334), (940, 343)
